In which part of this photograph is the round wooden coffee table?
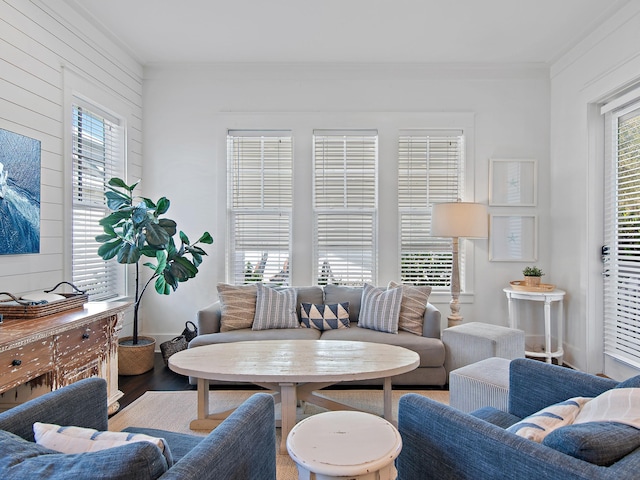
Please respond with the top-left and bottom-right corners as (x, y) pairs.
(169, 339), (419, 453)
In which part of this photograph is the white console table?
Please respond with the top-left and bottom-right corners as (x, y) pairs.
(503, 287), (566, 365)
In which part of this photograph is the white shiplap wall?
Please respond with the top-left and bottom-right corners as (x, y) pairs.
(0, 0), (142, 298)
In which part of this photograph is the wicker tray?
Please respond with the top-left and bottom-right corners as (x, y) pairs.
(0, 282), (88, 319)
(510, 280), (556, 292)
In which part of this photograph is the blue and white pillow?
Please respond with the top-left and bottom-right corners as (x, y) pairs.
(506, 397), (591, 442)
(357, 283), (403, 334)
(300, 302), (350, 331)
(252, 283), (299, 330)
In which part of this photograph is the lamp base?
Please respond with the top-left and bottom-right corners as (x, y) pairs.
(447, 314), (463, 329)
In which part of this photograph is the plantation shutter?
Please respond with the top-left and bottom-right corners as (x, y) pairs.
(227, 131), (292, 284)
(603, 102), (640, 368)
(313, 130), (377, 285)
(398, 131), (464, 287)
(71, 102), (124, 300)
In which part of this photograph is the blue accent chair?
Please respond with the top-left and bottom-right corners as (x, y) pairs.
(397, 358), (640, 480)
(0, 378), (276, 479)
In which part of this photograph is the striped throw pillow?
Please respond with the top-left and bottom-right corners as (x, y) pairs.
(357, 283), (403, 334)
(388, 281), (431, 335)
(252, 283), (299, 330)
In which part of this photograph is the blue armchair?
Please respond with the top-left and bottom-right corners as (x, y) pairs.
(397, 358), (640, 480)
(0, 378), (276, 479)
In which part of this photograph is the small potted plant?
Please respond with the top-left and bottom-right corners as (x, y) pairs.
(96, 178), (213, 375)
(522, 266), (544, 287)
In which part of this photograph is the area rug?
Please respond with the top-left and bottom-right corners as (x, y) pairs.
(109, 389), (449, 480)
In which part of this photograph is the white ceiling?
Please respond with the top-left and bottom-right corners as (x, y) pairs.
(66, 0), (630, 66)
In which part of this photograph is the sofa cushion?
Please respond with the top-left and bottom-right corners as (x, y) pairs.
(33, 422), (172, 466)
(358, 283), (403, 334)
(388, 282), (431, 336)
(300, 302), (350, 330)
(542, 421), (640, 466)
(122, 427), (202, 463)
(217, 283), (258, 332)
(0, 429), (168, 480)
(615, 375), (640, 388)
(470, 407), (521, 429)
(506, 397), (591, 442)
(320, 325), (445, 367)
(191, 328), (321, 348)
(253, 284), (298, 330)
(323, 285), (363, 323)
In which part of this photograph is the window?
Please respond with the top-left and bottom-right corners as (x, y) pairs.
(604, 100), (640, 368)
(313, 130), (378, 285)
(398, 131), (464, 288)
(227, 131), (292, 285)
(71, 102), (124, 300)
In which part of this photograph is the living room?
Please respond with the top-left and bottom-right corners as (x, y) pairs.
(2, 0), (640, 478)
(2, 0), (639, 378)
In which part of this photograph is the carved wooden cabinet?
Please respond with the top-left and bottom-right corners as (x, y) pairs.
(0, 301), (130, 414)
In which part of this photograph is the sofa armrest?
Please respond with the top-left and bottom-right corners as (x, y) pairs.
(161, 393), (276, 480)
(397, 393), (640, 480)
(197, 302), (222, 335)
(509, 358), (617, 418)
(422, 302), (441, 338)
(0, 378), (108, 441)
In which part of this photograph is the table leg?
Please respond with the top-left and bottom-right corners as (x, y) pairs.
(544, 298), (552, 364)
(279, 382), (297, 454)
(506, 293), (515, 329)
(197, 377), (209, 420)
(383, 377), (393, 423)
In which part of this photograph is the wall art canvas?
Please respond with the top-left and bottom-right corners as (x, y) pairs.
(0, 128), (41, 255)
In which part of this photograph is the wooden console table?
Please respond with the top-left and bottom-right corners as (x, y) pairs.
(0, 301), (130, 414)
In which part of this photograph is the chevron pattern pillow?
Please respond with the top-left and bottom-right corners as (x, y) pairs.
(217, 283), (258, 332)
(300, 302), (350, 330)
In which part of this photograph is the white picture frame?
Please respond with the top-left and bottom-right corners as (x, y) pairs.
(489, 159), (537, 206)
(489, 214), (538, 262)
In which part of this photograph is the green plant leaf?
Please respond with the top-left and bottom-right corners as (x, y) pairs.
(117, 243), (141, 264)
(145, 222), (171, 247)
(187, 245), (207, 256)
(198, 232), (213, 244)
(132, 203), (149, 226)
(105, 191), (131, 210)
(95, 233), (115, 243)
(97, 238), (124, 260)
(154, 250), (168, 274)
(139, 246), (159, 257)
(162, 269), (179, 291)
(191, 251), (203, 267)
(154, 275), (171, 295)
(179, 231), (189, 245)
(108, 177), (130, 190)
(140, 197), (156, 209)
(170, 256), (198, 281)
(159, 218), (177, 237)
(156, 197), (170, 215)
(99, 209), (132, 227)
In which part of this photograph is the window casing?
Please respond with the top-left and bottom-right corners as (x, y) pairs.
(604, 101), (640, 368)
(398, 131), (465, 289)
(227, 131), (293, 285)
(313, 130), (378, 286)
(71, 101), (124, 300)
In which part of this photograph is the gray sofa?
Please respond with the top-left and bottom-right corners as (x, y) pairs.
(192, 284), (446, 386)
(0, 378), (276, 479)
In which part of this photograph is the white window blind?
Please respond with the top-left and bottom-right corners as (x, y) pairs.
(398, 131), (464, 287)
(71, 102), (124, 300)
(227, 131), (292, 285)
(314, 130), (377, 285)
(604, 102), (640, 368)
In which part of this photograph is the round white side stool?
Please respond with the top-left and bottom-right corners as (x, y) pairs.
(286, 410), (402, 480)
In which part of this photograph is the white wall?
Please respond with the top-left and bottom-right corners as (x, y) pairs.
(549, 1), (640, 376)
(142, 63), (551, 345)
(0, 0), (142, 328)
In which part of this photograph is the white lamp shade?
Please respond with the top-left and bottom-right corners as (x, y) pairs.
(431, 202), (488, 238)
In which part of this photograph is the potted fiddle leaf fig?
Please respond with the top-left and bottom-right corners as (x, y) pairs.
(96, 178), (213, 375)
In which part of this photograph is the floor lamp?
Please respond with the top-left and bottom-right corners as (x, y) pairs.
(431, 202), (488, 328)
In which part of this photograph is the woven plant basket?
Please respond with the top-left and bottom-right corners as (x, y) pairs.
(524, 276), (541, 287)
(118, 336), (156, 376)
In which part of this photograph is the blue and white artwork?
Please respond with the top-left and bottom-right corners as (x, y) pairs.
(0, 128), (41, 255)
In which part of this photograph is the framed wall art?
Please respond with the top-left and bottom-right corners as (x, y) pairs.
(489, 214), (538, 262)
(0, 128), (41, 255)
(489, 158), (537, 206)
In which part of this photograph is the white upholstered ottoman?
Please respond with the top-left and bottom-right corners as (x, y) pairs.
(449, 356), (510, 413)
(443, 321), (525, 375)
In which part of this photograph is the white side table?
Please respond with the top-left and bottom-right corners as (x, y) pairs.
(503, 287), (566, 365)
(287, 411), (402, 480)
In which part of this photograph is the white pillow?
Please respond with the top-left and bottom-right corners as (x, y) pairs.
(506, 397), (591, 442)
(21, 292), (66, 303)
(574, 388), (640, 429)
(33, 422), (171, 465)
